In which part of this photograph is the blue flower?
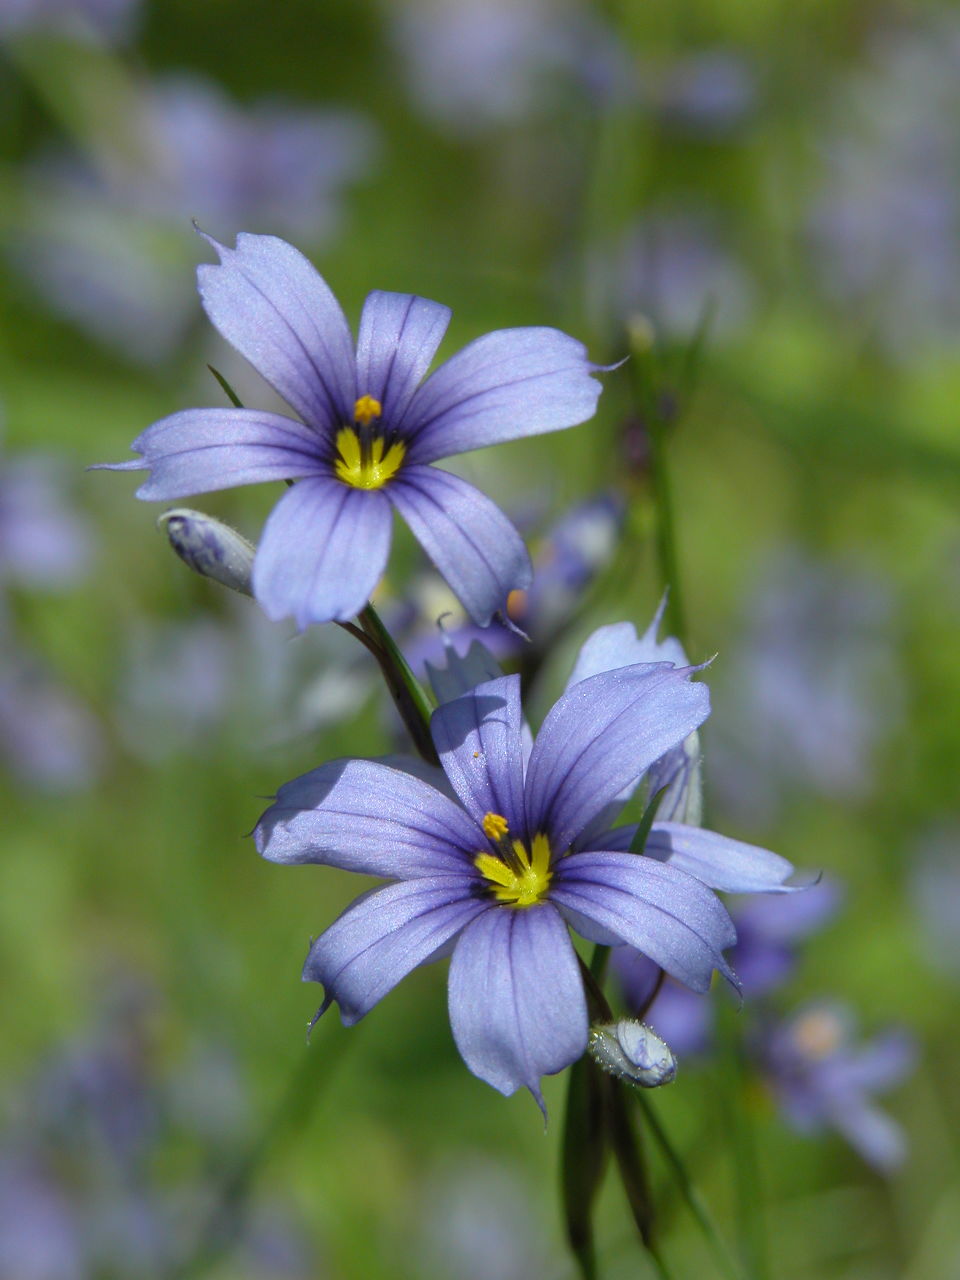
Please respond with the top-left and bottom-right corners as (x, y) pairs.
(756, 1003), (915, 1173)
(101, 232), (608, 627)
(256, 662), (737, 1108)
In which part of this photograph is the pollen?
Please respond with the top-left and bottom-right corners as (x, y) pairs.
(475, 832), (552, 908)
(353, 394), (382, 426)
(482, 812), (510, 841)
(334, 426), (405, 490)
(506, 588), (527, 621)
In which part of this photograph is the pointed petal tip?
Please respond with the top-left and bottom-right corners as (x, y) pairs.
(305, 997), (331, 1038)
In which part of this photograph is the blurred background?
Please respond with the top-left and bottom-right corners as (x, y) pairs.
(1, 1), (958, 1276)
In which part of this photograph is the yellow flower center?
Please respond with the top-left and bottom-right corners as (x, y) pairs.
(334, 397), (404, 490)
(475, 812), (552, 908)
(791, 1009), (846, 1060)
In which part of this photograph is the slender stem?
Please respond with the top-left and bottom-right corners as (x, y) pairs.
(634, 1094), (746, 1280)
(718, 1008), (770, 1280)
(579, 953), (614, 1021)
(605, 1080), (658, 1254)
(561, 1054), (607, 1280)
(357, 602), (439, 766)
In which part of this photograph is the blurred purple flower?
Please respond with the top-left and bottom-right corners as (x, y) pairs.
(0, 453), (92, 589)
(806, 16), (960, 358)
(415, 1156), (562, 1280)
(386, 0), (632, 135)
(102, 231), (608, 627)
(0, 1154), (83, 1280)
(646, 50), (756, 137)
(588, 210), (754, 344)
(0, 982), (316, 1277)
(911, 824), (960, 979)
(0, 433), (101, 790)
(14, 77), (376, 363)
(256, 662), (738, 1108)
(0, 0), (138, 43)
(405, 490), (624, 677)
(711, 547), (901, 820)
(114, 602), (369, 761)
(0, 644), (103, 791)
(755, 1002), (915, 1173)
(612, 879), (842, 1058)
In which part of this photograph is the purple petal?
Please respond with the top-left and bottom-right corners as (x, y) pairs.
(389, 466), (531, 626)
(403, 327), (605, 464)
(94, 409), (325, 500)
(525, 664), (710, 855)
(304, 879), (484, 1024)
(827, 1029), (917, 1096)
(828, 1099), (906, 1173)
(355, 291), (451, 424)
(448, 903), (588, 1108)
(733, 877), (842, 942)
(425, 637), (505, 705)
(253, 476), (391, 626)
(566, 610), (688, 691)
(197, 231), (356, 430)
(255, 757), (483, 878)
(642, 822), (797, 894)
(430, 675), (527, 834)
(552, 852), (736, 992)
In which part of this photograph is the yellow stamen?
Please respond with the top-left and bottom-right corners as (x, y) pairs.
(475, 832), (552, 908)
(482, 812), (510, 842)
(353, 394), (382, 426)
(334, 426), (405, 490)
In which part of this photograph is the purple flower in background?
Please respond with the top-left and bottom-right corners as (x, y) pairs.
(14, 77), (376, 364)
(755, 1002), (915, 1173)
(910, 824), (960, 979)
(0, 0), (138, 42)
(588, 210), (753, 345)
(403, 490), (624, 678)
(646, 50), (756, 137)
(0, 427), (93, 589)
(386, 0), (631, 136)
(102, 231), (608, 627)
(256, 663), (738, 1107)
(0, 433), (102, 790)
(415, 1156), (563, 1280)
(0, 981), (317, 1278)
(114, 601), (369, 761)
(612, 879), (841, 1058)
(0, 653), (102, 782)
(807, 15), (960, 358)
(507, 491), (625, 641)
(711, 547), (900, 821)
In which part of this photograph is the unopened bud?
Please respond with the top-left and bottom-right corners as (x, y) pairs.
(588, 1019), (677, 1088)
(158, 508), (255, 597)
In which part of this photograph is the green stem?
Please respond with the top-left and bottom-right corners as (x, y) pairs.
(561, 1054), (607, 1280)
(718, 1008), (770, 1280)
(634, 1094), (746, 1280)
(357, 602), (438, 766)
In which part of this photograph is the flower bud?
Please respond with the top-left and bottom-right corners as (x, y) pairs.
(158, 508), (255, 597)
(588, 1019), (678, 1088)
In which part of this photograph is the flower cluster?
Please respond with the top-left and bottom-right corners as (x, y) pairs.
(97, 231), (809, 1111)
